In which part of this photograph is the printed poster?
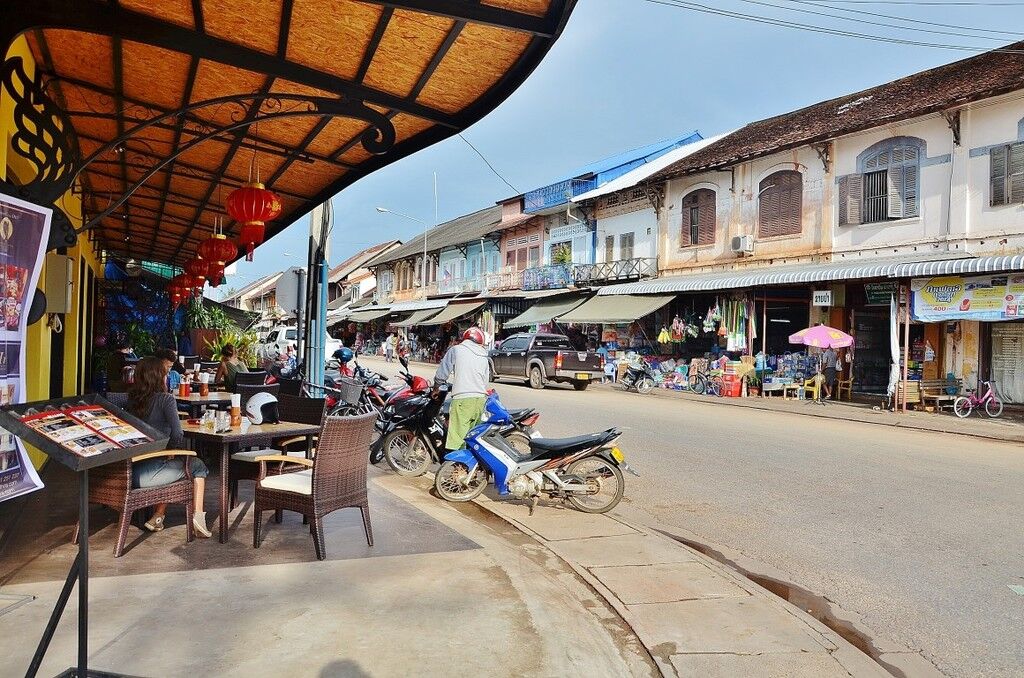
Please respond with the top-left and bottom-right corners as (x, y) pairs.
(911, 273), (1024, 322)
(0, 194), (51, 503)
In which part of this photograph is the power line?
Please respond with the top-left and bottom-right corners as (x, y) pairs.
(740, 0), (1011, 40)
(790, 0), (1024, 37)
(808, 1), (1024, 5)
(639, 0), (1024, 53)
(458, 133), (521, 194)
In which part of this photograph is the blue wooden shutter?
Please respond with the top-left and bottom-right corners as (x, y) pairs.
(887, 165), (905, 219)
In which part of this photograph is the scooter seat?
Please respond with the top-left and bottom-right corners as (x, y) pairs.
(528, 429), (618, 456)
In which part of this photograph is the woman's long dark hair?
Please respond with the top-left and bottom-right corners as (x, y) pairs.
(127, 356), (167, 418)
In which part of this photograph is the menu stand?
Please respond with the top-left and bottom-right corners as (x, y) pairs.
(0, 395), (168, 678)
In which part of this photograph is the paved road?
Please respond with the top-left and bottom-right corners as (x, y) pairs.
(366, 357), (1024, 677)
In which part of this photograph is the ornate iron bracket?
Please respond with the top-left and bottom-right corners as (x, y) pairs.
(812, 142), (832, 173)
(943, 110), (962, 146)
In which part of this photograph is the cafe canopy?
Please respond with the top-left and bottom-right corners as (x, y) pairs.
(1, 0), (577, 265)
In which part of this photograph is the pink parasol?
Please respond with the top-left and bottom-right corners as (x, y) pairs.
(788, 324), (854, 349)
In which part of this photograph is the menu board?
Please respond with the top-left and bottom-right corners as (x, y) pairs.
(911, 273), (1024, 322)
(0, 194), (51, 503)
(21, 405), (153, 458)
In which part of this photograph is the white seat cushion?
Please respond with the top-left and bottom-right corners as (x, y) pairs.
(231, 448), (307, 463)
(259, 469), (312, 495)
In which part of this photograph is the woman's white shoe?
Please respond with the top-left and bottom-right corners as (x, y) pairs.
(192, 511), (212, 538)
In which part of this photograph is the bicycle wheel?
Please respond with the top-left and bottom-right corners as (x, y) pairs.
(985, 397), (1004, 418)
(953, 396), (973, 418)
(688, 373), (707, 395)
(708, 376), (724, 397)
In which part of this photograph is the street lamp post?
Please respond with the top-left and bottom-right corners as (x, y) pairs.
(376, 204), (430, 291)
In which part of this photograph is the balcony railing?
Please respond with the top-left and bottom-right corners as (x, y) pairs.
(437, 270), (524, 295)
(523, 178), (599, 213)
(573, 257), (658, 286)
(522, 257), (658, 291)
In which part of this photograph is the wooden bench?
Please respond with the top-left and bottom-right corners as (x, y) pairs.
(896, 381), (921, 409)
(920, 378), (962, 412)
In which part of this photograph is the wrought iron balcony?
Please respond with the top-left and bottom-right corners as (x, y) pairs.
(573, 257), (658, 286)
(437, 270), (523, 295)
(522, 257), (658, 291)
(523, 178), (599, 213)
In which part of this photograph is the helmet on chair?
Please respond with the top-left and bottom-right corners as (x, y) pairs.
(245, 392), (280, 425)
(333, 347), (354, 364)
(462, 327), (485, 345)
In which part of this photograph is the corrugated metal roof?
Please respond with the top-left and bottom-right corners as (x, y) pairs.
(892, 255), (1024, 278)
(597, 254), (981, 296)
(367, 206), (503, 267)
(572, 133), (733, 203)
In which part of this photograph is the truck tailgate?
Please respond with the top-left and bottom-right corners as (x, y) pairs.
(556, 350), (602, 373)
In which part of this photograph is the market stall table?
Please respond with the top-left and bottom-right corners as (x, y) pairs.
(175, 391), (234, 418)
(182, 421), (320, 542)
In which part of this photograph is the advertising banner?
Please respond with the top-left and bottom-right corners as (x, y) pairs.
(0, 194), (52, 503)
(911, 273), (1024, 322)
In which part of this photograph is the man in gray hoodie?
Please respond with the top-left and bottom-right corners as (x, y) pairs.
(434, 327), (490, 451)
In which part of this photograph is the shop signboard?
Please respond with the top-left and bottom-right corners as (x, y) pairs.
(911, 273), (1024, 322)
(864, 281), (899, 306)
(812, 290), (832, 307)
(0, 194), (52, 503)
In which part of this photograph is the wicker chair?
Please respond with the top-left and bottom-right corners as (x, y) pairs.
(180, 355), (199, 370)
(228, 393), (326, 509)
(253, 412), (378, 560)
(74, 449), (197, 557)
(199, 361), (220, 371)
(233, 370), (269, 390)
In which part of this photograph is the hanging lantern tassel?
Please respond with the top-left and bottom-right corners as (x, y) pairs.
(227, 182), (282, 262)
(197, 234), (237, 289)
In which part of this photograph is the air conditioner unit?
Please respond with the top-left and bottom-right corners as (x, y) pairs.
(730, 235), (754, 255)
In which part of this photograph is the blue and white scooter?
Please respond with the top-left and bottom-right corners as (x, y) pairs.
(434, 392), (637, 514)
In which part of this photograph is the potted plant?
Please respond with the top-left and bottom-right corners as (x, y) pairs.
(186, 297), (233, 359)
(745, 373), (762, 397)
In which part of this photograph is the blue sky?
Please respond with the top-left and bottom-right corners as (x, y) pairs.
(219, 0), (1024, 296)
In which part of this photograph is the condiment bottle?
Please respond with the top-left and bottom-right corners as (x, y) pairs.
(230, 393), (242, 427)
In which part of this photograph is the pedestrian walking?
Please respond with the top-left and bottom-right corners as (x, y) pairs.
(433, 327), (489, 451)
(385, 332), (397, 362)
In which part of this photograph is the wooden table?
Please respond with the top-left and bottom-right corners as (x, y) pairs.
(182, 420), (321, 542)
(175, 391), (234, 417)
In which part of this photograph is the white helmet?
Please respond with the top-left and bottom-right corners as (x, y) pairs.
(245, 392), (280, 425)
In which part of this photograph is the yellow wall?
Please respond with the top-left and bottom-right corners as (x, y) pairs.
(3, 36), (103, 467)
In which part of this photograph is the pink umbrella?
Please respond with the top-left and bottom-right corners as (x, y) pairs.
(788, 324), (853, 349)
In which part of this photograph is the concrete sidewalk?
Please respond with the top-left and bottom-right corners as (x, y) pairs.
(0, 462), (891, 677)
(471, 489), (890, 678)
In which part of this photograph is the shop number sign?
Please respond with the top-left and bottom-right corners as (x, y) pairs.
(812, 290), (832, 307)
(911, 273), (1024, 321)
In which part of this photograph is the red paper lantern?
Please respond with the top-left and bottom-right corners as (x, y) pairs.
(184, 258), (209, 287)
(207, 262), (226, 288)
(226, 181), (281, 261)
(198, 233), (237, 266)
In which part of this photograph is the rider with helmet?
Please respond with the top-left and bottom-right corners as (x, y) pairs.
(434, 327), (489, 451)
(332, 346), (355, 377)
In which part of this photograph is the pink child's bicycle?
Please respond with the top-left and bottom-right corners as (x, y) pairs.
(953, 380), (1004, 418)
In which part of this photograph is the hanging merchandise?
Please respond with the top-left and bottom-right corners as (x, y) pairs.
(671, 315), (685, 341)
(657, 326), (672, 344)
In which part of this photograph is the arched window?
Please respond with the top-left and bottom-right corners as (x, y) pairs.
(758, 171), (803, 238)
(680, 189), (716, 246)
(841, 138), (922, 225)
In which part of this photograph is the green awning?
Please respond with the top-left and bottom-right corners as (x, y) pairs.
(419, 301), (486, 326)
(348, 307), (392, 322)
(556, 294), (674, 324)
(504, 295), (587, 329)
(393, 307), (445, 327)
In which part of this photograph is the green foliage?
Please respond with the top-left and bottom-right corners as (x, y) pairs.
(185, 297), (234, 331)
(124, 321), (156, 357)
(551, 244), (573, 266)
(205, 328), (260, 368)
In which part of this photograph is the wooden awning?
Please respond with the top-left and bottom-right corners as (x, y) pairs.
(1, 0), (576, 263)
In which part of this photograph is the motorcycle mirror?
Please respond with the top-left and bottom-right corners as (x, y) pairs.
(400, 355), (409, 369)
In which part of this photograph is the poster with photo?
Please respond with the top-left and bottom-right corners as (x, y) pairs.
(0, 194), (51, 503)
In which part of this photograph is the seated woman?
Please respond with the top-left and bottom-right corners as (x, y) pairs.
(127, 357), (212, 537)
(215, 343), (249, 392)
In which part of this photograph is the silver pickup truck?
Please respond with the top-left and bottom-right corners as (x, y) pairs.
(489, 332), (603, 391)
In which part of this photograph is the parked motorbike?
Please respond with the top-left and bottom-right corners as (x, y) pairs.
(375, 358), (540, 476)
(434, 392), (636, 513)
(619, 361), (657, 395)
